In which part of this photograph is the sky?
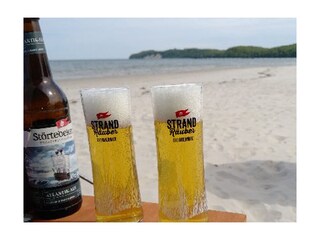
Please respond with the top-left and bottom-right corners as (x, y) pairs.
(40, 18), (296, 60)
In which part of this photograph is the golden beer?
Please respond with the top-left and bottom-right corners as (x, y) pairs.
(152, 84), (208, 222)
(81, 88), (143, 222)
(86, 125), (142, 221)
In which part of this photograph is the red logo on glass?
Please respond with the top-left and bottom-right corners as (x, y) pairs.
(96, 111), (112, 119)
(175, 109), (190, 118)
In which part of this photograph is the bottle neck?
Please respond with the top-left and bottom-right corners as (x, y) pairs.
(24, 18), (52, 85)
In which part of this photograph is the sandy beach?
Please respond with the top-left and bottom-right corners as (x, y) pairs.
(58, 65), (296, 222)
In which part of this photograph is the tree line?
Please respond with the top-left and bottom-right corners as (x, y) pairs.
(129, 44), (296, 59)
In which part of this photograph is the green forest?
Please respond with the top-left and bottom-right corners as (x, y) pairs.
(129, 44), (296, 59)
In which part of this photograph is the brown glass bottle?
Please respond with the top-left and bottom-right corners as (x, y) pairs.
(24, 18), (82, 220)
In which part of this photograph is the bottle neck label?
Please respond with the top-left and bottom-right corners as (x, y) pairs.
(24, 31), (46, 55)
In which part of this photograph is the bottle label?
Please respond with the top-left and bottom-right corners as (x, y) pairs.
(24, 31), (46, 55)
(29, 180), (81, 210)
(24, 119), (80, 190)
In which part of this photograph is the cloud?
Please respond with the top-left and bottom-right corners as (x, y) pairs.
(64, 141), (75, 155)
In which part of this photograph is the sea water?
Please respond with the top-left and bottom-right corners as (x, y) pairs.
(50, 58), (295, 81)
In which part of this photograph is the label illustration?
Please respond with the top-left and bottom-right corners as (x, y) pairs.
(24, 119), (79, 189)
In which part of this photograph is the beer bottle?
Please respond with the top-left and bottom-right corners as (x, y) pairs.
(24, 18), (82, 220)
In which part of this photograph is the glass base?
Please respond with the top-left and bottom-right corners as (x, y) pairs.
(159, 211), (208, 222)
(96, 207), (143, 222)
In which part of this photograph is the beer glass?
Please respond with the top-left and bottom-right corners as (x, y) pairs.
(151, 83), (208, 222)
(80, 88), (143, 222)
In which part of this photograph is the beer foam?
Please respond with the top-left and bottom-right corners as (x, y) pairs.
(80, 88), (131, 127)
(151, 83), (202, 121)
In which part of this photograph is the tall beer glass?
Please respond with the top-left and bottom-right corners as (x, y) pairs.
(151, 83), (208, 222)
(80, 88), (143, 222)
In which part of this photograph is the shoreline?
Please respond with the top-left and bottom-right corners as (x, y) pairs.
(57, 66), (296, 99)
(59, 65), (296, 221)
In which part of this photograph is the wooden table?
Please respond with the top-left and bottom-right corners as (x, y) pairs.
(36, 196), (246, 222)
